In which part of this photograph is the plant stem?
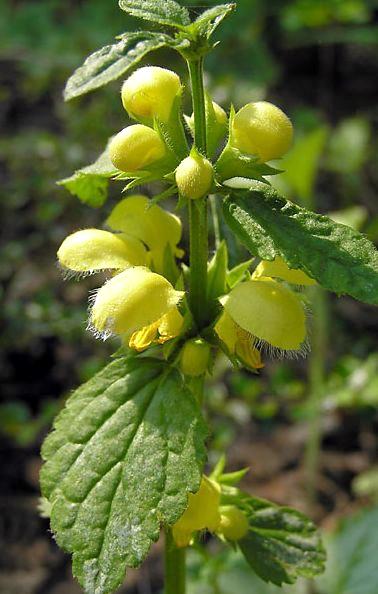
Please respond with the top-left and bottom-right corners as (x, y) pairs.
(164, 528), (186, 594)
(304, 286), (328, 504)
(187, 57), (209, 328)
(187, 58), (207, 154)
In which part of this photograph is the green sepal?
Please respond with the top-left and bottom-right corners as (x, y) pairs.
(216, 146), (282, 183)
(150, 185), (178, 206)
(183, 93), (228, 158)
(64, 32), (171, 101)
(155, 95), (189, 163)
(58, 144), (117, 207)
(118, 0), (190, 29)
(227, 259), (253, 288)
(204, 92), (228, 158)
(220, 488), (326, 586)
(40, 357), (207, 594)
(207, 240), (228, 310)
(223, 181), (378, 305)
(218, 468), (249, 486)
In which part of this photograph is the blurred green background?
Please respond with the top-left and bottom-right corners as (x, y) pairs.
(0, 0), (377, 593)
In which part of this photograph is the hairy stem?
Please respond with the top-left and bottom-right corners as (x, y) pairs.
(164, 529), (186, 594)
(187, 57), (209, 328)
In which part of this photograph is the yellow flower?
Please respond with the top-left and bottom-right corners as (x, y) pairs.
(231, 101), (293, 162)
(180, 339), (211, 377)
(90, 267), (184, 342)
(109, 125), (166, 172)
(121, 66), (181, 123)
(253, 257), (316, 286)
(175, 152), (213, 200)
(214, 311), (264, 370)
(172, 476), (221, 548)
(57, 229), (147, 273)
(217, 277), (306, 352)
(106, 195), (183, 272)
(218, 505), (249, 541)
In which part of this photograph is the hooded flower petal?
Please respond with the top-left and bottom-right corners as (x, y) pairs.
(253, 257), (316, 286)
(90, 267), (184, 338)
(172, 476), (221, 548)
(220, 278), (306, 351)
(57, 229), (147, 272)
(106, 195), (182, 255)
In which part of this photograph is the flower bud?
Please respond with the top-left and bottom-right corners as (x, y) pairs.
(90, 267), (183, 338)
(172, 476), (221, 548)
(175, 152), (213, 200)
(220, 278), (306, 351)
(232, 101), (293, 162)
(121, 66), (181, 122)
(109, 125), (166, 172)
(188, 100), (227, 133)
(253, 257), (316, 286)
(212, 102), (228, 127)
(180, 339), (211, 377)
(218, 505), (249, 541)
(57, 229), (146, 272)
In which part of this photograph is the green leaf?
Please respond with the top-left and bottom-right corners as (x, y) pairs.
(58, 144), (117, 207)
(64, 32), (171, 101)
(119, 0), (190, 28)
(317, 506), (378, 594)
(237, 494), (326, 586)
(191, 4), (236, 38)
(155, 95), (189, 163)
(40, 357), (207, 594)
(222, 181), (378, 305)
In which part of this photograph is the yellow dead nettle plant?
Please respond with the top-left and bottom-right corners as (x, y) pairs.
(216, 277), (306, 353)
(90, 267), (184, 345)
(57, 229), (147, 273)
(106, 194), (183, 272)
(231, 101), (293, 162)
(172, 476), (221, 548)
(121, 66), (182, 123)
(253, 256), (316, 286)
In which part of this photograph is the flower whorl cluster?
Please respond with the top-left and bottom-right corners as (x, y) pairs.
(58, 64), (311, 370)
(58, 195), (184, 349)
